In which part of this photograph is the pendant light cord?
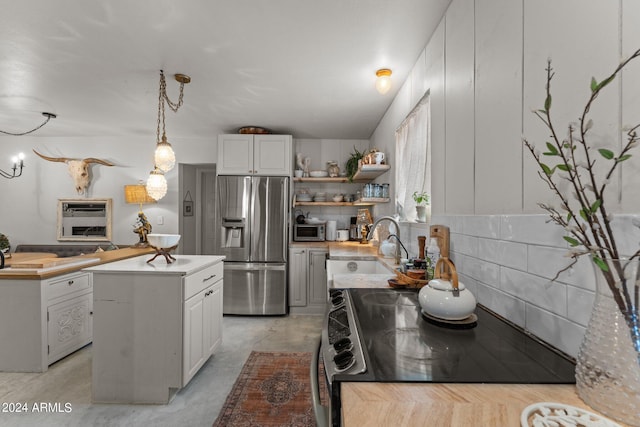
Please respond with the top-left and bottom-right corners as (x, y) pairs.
(0, 112), (57, 136)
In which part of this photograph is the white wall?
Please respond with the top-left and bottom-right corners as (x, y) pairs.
(0, 134), (218, 247)
(370, 0), (640, 357)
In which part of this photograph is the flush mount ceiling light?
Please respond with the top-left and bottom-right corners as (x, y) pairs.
(375, 69), (392, 95)
(153, 70), (191, 173)
(0, 112), (56, 136)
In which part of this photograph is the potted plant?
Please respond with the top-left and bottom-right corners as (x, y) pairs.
(0, 233), (10, 259)
(345, 146), (365, 182)
(412, 191), (430, 223)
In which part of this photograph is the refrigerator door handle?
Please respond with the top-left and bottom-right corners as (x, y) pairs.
(281, 178), (288, 261)
(224, 263), (286, 271)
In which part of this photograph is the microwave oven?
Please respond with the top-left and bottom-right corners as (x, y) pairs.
(294, 223), (325, 241)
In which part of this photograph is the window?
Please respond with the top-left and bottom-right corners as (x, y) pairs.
(395, 94), (431, 222)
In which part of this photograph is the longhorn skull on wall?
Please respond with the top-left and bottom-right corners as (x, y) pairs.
(33, 150), (115, 195)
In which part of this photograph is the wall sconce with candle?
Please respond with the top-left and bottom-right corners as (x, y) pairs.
(0, 153), (25, 179)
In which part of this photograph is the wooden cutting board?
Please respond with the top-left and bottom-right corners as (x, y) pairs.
(10, 257), (87, 269)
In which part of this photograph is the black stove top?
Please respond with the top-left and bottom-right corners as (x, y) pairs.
(335, 288), (576, 384)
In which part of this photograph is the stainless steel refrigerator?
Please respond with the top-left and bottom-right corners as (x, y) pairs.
(214, 175), (289, 315)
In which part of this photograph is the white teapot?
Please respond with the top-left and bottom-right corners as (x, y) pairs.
(419, 258), (476, 320)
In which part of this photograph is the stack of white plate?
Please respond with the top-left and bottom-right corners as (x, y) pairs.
(309, 170), (329, 178)
(297, 193), (312, 202)
(313, 192), (327, 202)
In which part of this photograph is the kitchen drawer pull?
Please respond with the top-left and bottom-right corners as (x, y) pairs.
(68, 280), (74, 285)
(203, 274), (217, 282)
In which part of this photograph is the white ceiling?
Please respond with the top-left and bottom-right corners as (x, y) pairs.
(0, 0), (450, 140)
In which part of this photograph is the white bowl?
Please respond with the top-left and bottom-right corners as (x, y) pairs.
(306, 217), (325, 224)
(147, 234), (181, 248)
(309, 170), (329, 178)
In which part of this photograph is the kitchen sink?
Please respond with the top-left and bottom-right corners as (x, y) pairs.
(326, 259), (395, 288)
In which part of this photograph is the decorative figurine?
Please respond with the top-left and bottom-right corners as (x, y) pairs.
(132, 212), (152, 246)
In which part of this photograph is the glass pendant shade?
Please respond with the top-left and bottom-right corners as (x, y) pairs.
(146, 167), (168, 201)
(154, 134), (175, 172)
(375, 69), (392, 94)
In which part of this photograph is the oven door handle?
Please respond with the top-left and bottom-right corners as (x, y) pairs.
(311, 335), (329, 427)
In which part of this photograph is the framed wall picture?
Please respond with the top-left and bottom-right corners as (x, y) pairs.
(183, 191), (194, 217)
(183, 201), (193, 216)
(57, 198), (113, 241)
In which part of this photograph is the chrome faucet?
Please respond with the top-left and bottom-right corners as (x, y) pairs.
(367, 216), (403, 264)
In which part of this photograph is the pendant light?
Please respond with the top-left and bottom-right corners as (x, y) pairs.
(146, 70), (191, 200)
(153, 70), (190, 172)
(146, 166), (168, 201)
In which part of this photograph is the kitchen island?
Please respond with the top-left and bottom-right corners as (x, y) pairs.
(87, 254), (225, 404)
(0, 247), (153, 372)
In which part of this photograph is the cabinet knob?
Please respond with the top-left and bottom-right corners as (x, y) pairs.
(68, 280), (74, 285)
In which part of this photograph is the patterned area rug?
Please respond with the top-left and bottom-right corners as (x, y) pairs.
(213, 351), (328, 427)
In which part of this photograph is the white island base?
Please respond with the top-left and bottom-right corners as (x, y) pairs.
(86, 255), (225, 404)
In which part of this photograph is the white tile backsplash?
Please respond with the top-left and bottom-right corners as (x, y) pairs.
(500, 215), (566, 246)
(437, 213), (640, 359)
(450, 233), (478, 257)
(500, 267), (567, 317)
(525, 304), (585, 357)
(478, 238), (527, 270)
(461, 215), (501, 238)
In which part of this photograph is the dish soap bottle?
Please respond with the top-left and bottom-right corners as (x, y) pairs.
(426, 237), (440, 280)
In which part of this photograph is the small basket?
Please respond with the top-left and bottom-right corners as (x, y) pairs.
(392, 269), (429, 289)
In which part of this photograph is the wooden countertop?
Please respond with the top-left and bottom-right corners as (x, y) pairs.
(341, 382), (629, 427)
(0, 247), (154, 280)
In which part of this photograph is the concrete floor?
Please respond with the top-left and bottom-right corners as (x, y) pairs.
(0, 314), (323, 427)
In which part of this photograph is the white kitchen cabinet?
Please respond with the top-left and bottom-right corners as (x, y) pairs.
(288, 245), (327, 314)
(88, 255), (224, 404)
(0, 270), (93, 372)
(288, 247), (308, 307)
(183, 278), (223, 386)
(217, 134), (292, 175)
(47, 292), (93, 365)
(308, 249), (328, 305)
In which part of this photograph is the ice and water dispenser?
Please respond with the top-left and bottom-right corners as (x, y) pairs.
(222, 217), (245, 248)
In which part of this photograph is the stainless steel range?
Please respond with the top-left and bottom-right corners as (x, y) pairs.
(311, 287), (576, 427)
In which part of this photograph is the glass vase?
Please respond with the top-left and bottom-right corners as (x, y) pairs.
(575, 257), (640, 426)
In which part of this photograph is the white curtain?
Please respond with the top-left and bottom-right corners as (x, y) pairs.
(395, 95), (431, 221)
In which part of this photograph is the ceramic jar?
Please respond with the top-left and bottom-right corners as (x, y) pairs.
(326, 161), (340, 177)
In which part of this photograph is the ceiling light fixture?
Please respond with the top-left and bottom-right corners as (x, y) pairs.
(154, 71), (191, 173)
(375, 69), (392, 95)
(146, 70), (191, 201)
(1, 153), (25, 179)
(0, 112), (57, 136)
(146, 166), (168, 201)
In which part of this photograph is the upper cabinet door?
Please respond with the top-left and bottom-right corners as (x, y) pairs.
(253, 134), (292, 175)
(217, 134), (292, 176)
(217, 134), (254, 175)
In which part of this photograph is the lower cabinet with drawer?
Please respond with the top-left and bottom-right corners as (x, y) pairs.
(0, 270), (93, 372)
(88, 255), (225, 404)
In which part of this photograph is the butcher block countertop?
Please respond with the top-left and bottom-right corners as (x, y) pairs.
(341, 382), (629, 427)
(0, 247), (154, 280)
